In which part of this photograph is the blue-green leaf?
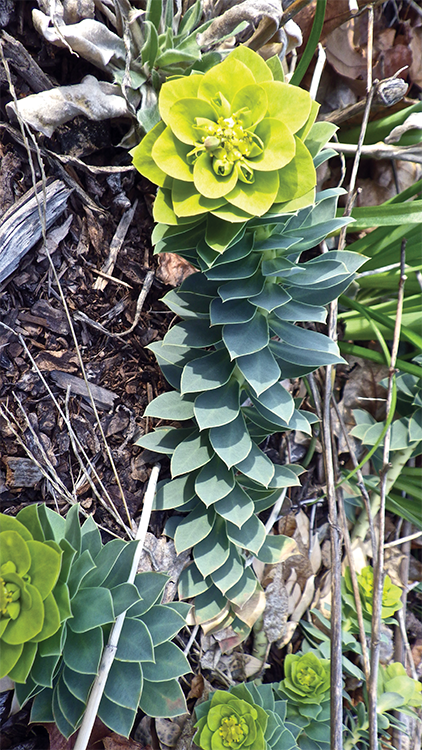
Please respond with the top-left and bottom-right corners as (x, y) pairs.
(235, 442), (275, 486)
(144, 391), (195, 420)
(223, 311), (269, 359)
(178, 563), (211, 599)
(171, 431), (213, 476)
(63, 627), (103, 675)
(210, 298), (256, 325)
(67, 587), (114, 633)
(194, 379), (240, 429)
(135, 426), (194, 453)
(194, 518), (230, 577)
(139, 678), (187, 718)
(174, 505), (215, 553)
(195, 456), (235, 505)
(141, 604), (187, 645)
(211, 546), (245, 594)
(181, 349), (236, 394)
(226, 514), (266, 554)
(154, 473), (197, 510)
(142, 642), (190, 682)
(209, 412), (252, 468)
(214, 485), (254, 528)
(225, 566), (257, 608)
(115, 618), (154, 663)
(237, 347), (281, 396)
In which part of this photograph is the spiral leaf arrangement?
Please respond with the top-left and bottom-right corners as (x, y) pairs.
(132, 46), (366, 631)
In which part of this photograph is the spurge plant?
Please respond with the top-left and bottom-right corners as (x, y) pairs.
(0, 505), (190, 738)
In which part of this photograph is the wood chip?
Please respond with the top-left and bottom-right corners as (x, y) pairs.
(0, 178), (72, 285)
(4, 456), (43, 488)
(50, 370), (118, 410)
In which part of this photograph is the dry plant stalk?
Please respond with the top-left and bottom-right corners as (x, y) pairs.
(368, 241), (407, 750)
(73, 464), (161, 750)
(0, 44), (135, 534)
(317, 7), (377, 747)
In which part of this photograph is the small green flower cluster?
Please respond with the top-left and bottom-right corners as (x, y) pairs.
(131, 45), (317, 234)
(343, 565), (403, 632)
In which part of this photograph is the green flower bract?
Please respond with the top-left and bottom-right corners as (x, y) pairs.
(344, 566), (403, 621)
(0, 513), (62, 682)
(380, 662), (422, 709)
(194, 689), (267, 750)
(278, 652), (330, 705)
(131, 46), (317, 228)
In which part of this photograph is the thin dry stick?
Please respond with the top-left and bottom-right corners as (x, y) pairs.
(0, 321), (131, 535)
(338, 494), (370, 681)
(384, 530), (422, 548)
(73, 464), (161, 750)
(393, 520), (411, 750)
(368, 241), (407, 750)
(321, 304), (343, 750)
(331, 396), (376, 558)
(0, 46), (134, 534)
(321, 10), (375, 745)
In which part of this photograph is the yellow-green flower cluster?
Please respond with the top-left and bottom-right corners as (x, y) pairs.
(0, 513), (62, 682)
(278, 651), (330, 706)
(131, 46), (317, 229)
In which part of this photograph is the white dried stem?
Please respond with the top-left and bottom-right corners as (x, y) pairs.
(73, 464), (160, 750)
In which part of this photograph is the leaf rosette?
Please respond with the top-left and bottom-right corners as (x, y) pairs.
(3, 505), (190, 740)
(277, 652), (330, 706)
(0, 513), (62, 682)
(343, 566), (402, 623)
(131, 46), (317, 234)
(194, 683), (299, 750)
(194, 690), (266, 749)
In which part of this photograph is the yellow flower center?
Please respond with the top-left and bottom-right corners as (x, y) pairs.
(219, 715), (245, 746)
(297, 666), (318, 688)
(189, 113), (263, 179)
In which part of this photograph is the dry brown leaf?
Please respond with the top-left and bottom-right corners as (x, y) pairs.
(290, 575), (315, 622)
(136, 532), (191, 603)
(187, 674), (204, 701)
(325, 16), (412, 88)
(409, 27), (422, 87)
(155, 716), (188, 748)
(331, 356), (389, 454)
(234, 587), (266, 628)
(157, 254), (196, 287)
(103, 734), (148, 750)
(198, 603), (232, 635)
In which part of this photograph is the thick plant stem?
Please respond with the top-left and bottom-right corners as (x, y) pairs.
(368, 242), (406, 750)
(73, 465), (160, 750)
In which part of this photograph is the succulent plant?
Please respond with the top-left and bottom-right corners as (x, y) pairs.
(0, 512), (63, 683)
(342, 566), (402, 631)
(137, 186), (365, 632)
(378, 662), (422, 712)
(131, 45), (318, 248)
(2, 505), (190, 739)
(275, 651), (332, 750)
(194, 682), (299, 750)
(277, 652), (330, 706)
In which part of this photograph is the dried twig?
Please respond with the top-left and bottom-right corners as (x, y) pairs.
(368, 240), (407, 750)
(93, 199), (138, 291)
(73, 465), (161, 750)
(331, 397), (376, 558)
(0, 47), (134, 533)
(328, 141), (422, 164)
